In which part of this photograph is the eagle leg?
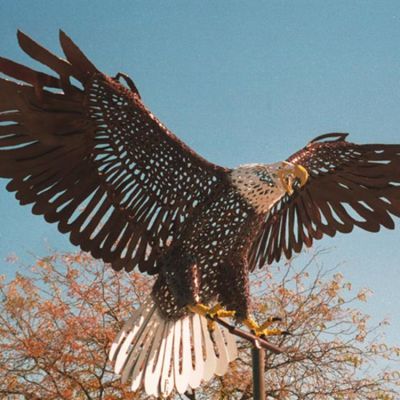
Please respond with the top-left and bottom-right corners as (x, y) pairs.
(217, 258), (251, 321)
(163, 253), (201, 309)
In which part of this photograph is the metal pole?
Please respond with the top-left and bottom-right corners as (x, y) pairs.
(252, 342), (266, 400)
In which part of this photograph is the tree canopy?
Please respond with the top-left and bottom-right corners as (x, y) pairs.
(0, 250), (399, 399)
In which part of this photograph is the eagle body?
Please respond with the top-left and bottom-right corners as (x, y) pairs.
(1, 31), (400, 396)
(153, 163), (289, 320)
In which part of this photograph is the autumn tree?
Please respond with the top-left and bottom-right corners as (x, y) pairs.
(0, 252), (151, 400)
(0, 250), (399, 399)
(199, 250), (400, 400)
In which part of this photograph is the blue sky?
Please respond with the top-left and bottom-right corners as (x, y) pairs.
(0, 1), (400, 346)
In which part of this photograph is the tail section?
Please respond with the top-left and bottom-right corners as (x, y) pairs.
(109, 297), (237, 397)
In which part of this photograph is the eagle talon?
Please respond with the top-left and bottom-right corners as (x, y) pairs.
(243, 316), (287, 337)
(188, 303), (236, 331)
(187, 303), (210, 317)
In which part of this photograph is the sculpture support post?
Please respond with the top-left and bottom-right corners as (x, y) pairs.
(211, 316), (285, 400)
(252, 343), (266, 400)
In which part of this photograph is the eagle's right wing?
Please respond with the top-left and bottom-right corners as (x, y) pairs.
(0, 31), (230, 274)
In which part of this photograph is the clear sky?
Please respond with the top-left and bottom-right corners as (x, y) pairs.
(0, 1), (400, 346)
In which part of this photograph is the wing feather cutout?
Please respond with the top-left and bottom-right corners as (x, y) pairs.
(0, 31), (229, 273)
(249, 133), (400, 270)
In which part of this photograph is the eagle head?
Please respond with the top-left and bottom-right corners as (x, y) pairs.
(230, 161), (309, 214)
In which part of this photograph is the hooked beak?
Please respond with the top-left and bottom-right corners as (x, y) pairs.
(278, 163), (309, 195)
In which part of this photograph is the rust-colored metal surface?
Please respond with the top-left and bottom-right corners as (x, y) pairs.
(249, 133), (400, 270)
(1, 32), (400, 321)
(0, 31), (229, 276)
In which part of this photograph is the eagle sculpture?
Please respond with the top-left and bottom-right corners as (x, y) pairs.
(1, 31), (400, 397)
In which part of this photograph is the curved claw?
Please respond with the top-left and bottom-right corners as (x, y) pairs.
(243, 316), (287, 337)
(188, 303), (236, 331)
(187, 303), (210, 317)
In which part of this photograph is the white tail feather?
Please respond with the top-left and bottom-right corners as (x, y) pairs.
(109, 297), (238, 397)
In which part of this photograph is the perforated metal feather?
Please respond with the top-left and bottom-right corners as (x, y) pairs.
(0, 31), (229, 275)
(248, 133), (400, 270)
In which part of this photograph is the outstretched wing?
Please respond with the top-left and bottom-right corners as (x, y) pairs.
(0, 31), (229, 273)
(249, 133), (400, 270)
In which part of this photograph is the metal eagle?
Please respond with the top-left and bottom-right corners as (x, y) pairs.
(1, 32), (400, 397)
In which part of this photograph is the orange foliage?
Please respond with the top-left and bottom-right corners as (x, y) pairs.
(0, 252), (151, 399)
(0, 249), (399, 399)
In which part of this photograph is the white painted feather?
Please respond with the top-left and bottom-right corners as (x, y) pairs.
(159, 321), (175, 397)
(109, 298), (151, 362)
(112, 300), (155, 374)
(200, 315), (218, 382)
(129, 314), (161, 391)
(212, 324), (229, 376)
(221, 322), (238, 362)
(110, 296), (238, 397)
(120, 308), (159, 384)
(188, 313), (204, 389)
(174, 316), (193, 394)
(144, 319), (167, 396)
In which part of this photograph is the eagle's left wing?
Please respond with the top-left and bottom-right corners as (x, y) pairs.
(249, 133), (400, 270)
